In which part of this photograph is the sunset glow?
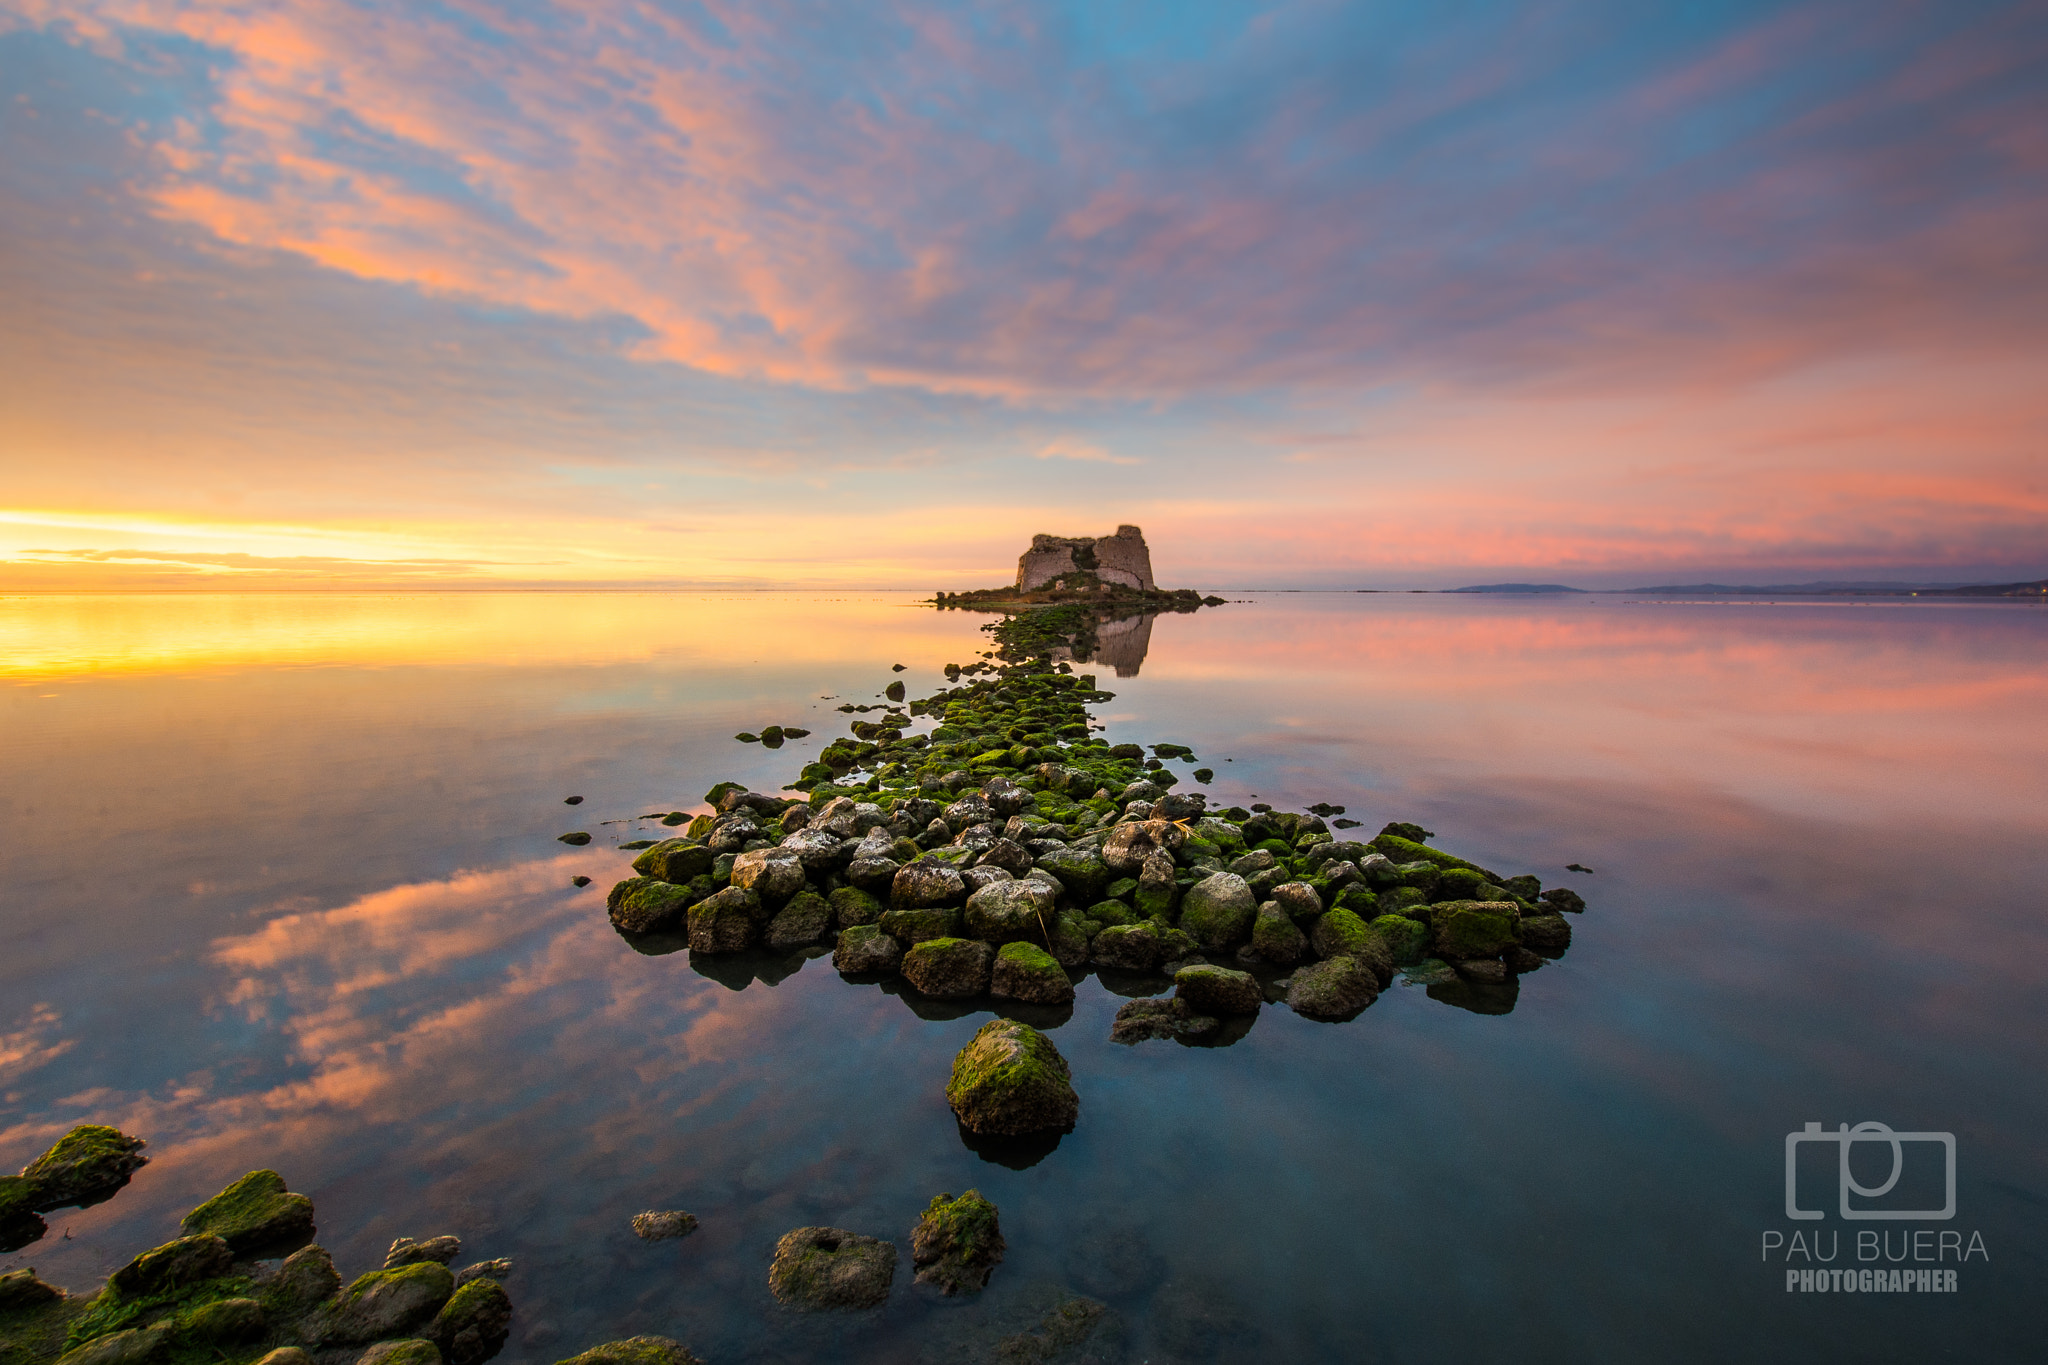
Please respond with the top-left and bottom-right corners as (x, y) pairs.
(3, 1), (2044, 588)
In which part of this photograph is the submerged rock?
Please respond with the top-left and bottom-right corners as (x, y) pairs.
(630, 1211), (697, 1241)
(909, 1190), (1004, 1295)
(1108, 997), (1218, 1044)
(181, 1169), (314, 1253)
(946, 1020), (1079, 1136)
(766, 1227), (897, 1311)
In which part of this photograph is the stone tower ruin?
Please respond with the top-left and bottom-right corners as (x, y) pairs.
(1014, 525), (1155, 592)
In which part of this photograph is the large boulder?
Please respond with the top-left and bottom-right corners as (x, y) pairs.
(107, 1234), (233, 1298)
(832, 925), (902, 975)
(1518, 913), (1573, 950)
(977, 837), (1034, 877)
(892, 861), (967, 909)
(990, 942), (1074, 1006)
(1268, 882), (1325, 924)
(963, 880), (1057, 944)
(910, 1191), (1004, 1295)
(180, 1169), (314, 1253)
(946, 1020), (1079, 1136)
(325, 1262), (457, 1344)
(1177, 873), (1256, 949)
(270, 1245), (342, 1312)
(685, 887), (760, 953)
(1100, 820), (1187, 876)
(901, 938), (995, 999)
(1286, 957), (1379, 1020)
(606, 878), (693, 935)
(843, 856), (901, 893)
(1173, 965), (1261, 1017)
(767, 1227), (897, 1311)
(20, 1126), (149, 1210)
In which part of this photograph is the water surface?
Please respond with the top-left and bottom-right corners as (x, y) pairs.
(3, 591), (2043, 1363)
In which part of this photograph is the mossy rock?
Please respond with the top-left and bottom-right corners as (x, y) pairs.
(1436, 867), (1488, 900)
(1172, 965), (1260, 1017)
(910, 1191), (1004, 1296)
(945, 1020), (1079, 1137)
(828, 885), (884, 928)
(324, 1262), (455, 1345)
(1249, 906), (1307, 966)
(879, 906), (963, 946)
(555, 1338), (703, 1365)
(105, 1236), (234, 1301)
(1368, 915), (1430, 965)
(424, 1277), (510, 1365)
(1433, 902), (1521, 960)
(605, 879), (693, 936)
(1371, 833), (1500, 882)
(53, 1322), (172, 1365)
(766, 1228), (897, 1312)
(901, 937), (994, 999)
(19, 1127), (149, 1213)
(180, 1170), (313, 1254)
(356, 1343), (440, 1365)
(990, 942), (1073, 1006)
(630, 840), (713, 884)
(764, 891), (833, 949)
(1177, 873), (1256, 950)
(1332, 883), (1380, 916)
(1286, 956), (1378, 1021)
(176, 1296), (264, 1344)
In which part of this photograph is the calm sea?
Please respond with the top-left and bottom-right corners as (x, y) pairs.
(3, 591), (2044, 1363)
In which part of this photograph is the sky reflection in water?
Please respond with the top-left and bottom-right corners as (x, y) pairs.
(1, 592), (2044, 1363)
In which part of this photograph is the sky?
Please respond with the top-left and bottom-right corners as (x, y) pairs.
(1, 0), (2044, 591)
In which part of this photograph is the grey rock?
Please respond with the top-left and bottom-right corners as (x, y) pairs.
(978, 837), (1034, 877)
(1089, 923), (1159, 971)
(325, 1262), (455, 1344)
(730, 849), (806, 904)
(892, 861), (967, 908)
(1100, 819), (1188, 875)
(1249, 905), (1307, 966)
(1177, 873), (1257, 949)
(453, 1260), (511, 1288)
(353, 1343), (438, 1365)
(963, 880), (1057, 944)
(1269, 881), (1325, 923)
(765, 892), (832, 949)
(383, 1234), (462, 1269)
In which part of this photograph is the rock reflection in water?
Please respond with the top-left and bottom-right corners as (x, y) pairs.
(1074, 612), (1155, 678)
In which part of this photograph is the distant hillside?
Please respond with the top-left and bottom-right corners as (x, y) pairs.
(1623, 580), (2046, 596)
(1444, 583), (1587, 594)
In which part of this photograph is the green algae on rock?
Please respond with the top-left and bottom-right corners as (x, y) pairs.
(909, 1191), (1004, 1295)
(765, 1227), (897, 1311)
(180, 1171), (314, 1255)
(946, 1020), (1079, 1136)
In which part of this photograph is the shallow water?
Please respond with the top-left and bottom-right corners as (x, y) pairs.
(3, 591), (2044, 1363)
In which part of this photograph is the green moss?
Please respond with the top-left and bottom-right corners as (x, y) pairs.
(1370, 833), (1501, 882)
(0, 1287), (84, 1365)
(945, 1019), (1079, 1136)
(1435, 902), (1520, 958)
(66, 1274), (251, 1352)
(1436, 867), (1488, 900)
(1333, 884), (1379, 915)
(180, 1171), (313, 1254)
(18, 1128), (148, 1212)
(1368, 915), (1430, 965)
